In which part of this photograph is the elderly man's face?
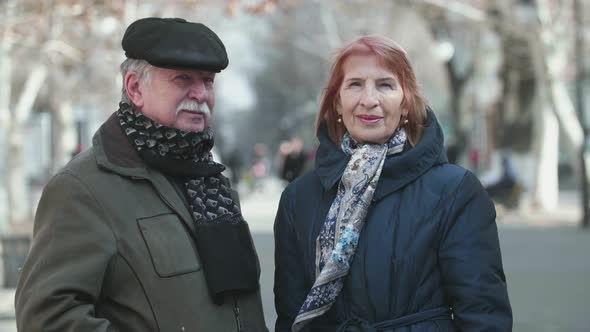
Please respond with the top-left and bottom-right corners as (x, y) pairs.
(135, 67), (216, 132)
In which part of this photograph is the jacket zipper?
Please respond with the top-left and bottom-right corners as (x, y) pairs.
(233, 296), (243, 332)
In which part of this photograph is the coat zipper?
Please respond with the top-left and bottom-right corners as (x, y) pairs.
(233, 296), (243, 332)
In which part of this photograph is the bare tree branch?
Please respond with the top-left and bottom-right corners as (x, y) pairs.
(319, 1), (342, 50)
(417, 0), (486, 21)
(14, 64), (48, 125)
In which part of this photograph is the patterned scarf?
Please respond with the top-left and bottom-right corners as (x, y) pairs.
(117, 102), (262, 305)
(292, 128), (407, 331)
(116, 102), (240, 222)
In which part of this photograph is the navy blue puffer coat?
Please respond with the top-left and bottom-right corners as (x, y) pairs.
(274, 109), (512, 331)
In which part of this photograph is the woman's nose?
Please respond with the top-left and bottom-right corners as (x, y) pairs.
(360, 86), (378, 109)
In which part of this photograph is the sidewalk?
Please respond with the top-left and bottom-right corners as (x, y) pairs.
(497, 190), (583, 227)
(238, 177), (284, 232)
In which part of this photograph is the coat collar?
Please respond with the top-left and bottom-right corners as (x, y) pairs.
(314, 107), (447, 201)
(92, 113), (196, 233)
(93, 112), (148, 178)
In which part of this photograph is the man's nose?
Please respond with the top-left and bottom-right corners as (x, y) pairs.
(360, 86), (378, 109)
(188, 80), (208, 102)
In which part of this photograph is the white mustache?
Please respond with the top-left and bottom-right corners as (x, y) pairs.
(175, 100), (211, 118)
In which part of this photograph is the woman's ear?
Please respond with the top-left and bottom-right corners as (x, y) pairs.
(334, 97), (342, 116)
(403, 110), (409, 118)
(124, 71), (144, 108)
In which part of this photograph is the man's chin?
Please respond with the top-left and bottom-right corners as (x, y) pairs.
(175, 112), (209, 132)
(170, 121), (204, 132)
(181, 125), (206, 132)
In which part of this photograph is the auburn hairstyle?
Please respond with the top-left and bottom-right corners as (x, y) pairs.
(315, 35), (427, 146)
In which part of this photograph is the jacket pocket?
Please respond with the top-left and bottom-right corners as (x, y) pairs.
(138, 213), (201, 277)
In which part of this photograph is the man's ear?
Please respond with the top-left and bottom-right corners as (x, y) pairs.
(124, 71), (144, 108)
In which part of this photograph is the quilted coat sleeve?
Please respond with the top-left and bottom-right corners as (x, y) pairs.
(438, 171), (512, 331)
(15, 172), (117, 332)
(273, 187), (309, 332)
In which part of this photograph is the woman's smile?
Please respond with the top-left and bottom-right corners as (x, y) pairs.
(357, 114), (383, 124)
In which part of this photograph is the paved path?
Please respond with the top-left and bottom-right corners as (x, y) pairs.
(499, 226), (590, 331)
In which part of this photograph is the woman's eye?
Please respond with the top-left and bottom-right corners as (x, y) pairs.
(349, 81), (361, 87)
(379, 83), (393, 89)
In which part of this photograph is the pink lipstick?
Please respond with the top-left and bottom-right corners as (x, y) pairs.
(357, 114), (382, 124)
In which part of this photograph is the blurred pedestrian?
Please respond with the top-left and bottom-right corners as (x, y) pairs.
(485, 154), (522, 209)
(249, 142), (269, 192)
(15, 17), (267, 332)
(225, 147), (245, 186)
(278, 136), (307, 183)
(273, 35), (512, 331)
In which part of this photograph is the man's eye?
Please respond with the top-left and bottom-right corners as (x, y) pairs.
(177, 75), (190, 80)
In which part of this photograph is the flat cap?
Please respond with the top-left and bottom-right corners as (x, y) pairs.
(122, 17), (228, 72)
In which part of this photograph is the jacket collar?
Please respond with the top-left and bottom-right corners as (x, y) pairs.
(92, 113), (196, 233)
(314, 107), (447, 201)
(93, 112), (148, 178)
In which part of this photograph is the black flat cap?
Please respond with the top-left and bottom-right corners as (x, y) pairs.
(122, 17), (228, 72)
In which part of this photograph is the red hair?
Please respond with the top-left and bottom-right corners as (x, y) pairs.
(315, 35), (426, 145)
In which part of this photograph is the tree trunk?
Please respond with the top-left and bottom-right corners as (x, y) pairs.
(51, 100), (76, 174)
(6, 64), (47, 230)
(6, 124), (29, 227)
(0, 30), (12, 232)
(534, 0), (583, 172)
(531, 103), (559, 209)
(527, 37), (561, 210)
(527, 0), (582, 210)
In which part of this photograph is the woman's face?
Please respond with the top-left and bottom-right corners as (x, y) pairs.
(337, 54), (405, 144)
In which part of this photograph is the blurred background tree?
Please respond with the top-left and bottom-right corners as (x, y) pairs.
(0, 0), (588, 233)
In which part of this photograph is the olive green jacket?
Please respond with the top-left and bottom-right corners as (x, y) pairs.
(15, 114), (268, 332)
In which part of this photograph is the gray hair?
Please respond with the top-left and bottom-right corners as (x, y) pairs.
(120, 58), (153, 104)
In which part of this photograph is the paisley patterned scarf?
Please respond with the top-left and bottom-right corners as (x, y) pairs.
(292, 128), (407, 331)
